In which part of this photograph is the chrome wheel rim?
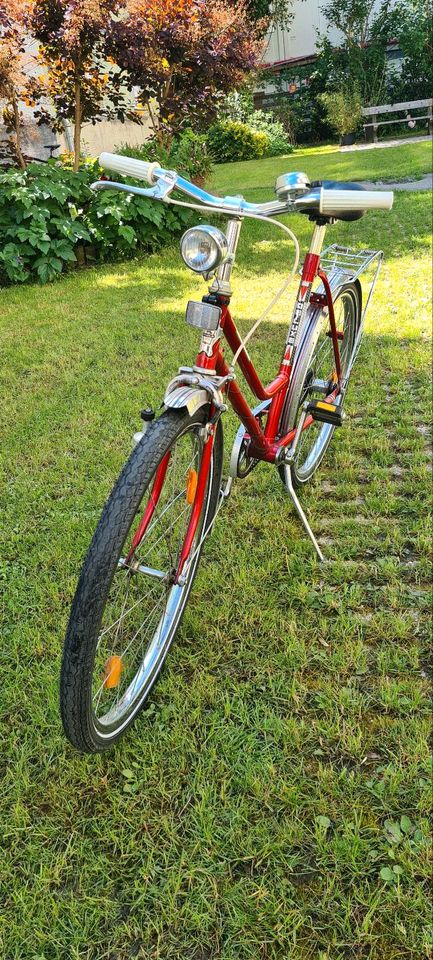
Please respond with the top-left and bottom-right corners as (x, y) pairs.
(293, 290), (357, 481)
(91, 424), (212, 736)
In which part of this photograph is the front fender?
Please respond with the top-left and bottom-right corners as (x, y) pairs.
(163, 385), (209, 416)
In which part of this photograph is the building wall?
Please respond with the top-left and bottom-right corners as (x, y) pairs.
(0, 110), (152, 164)
(262, 0), (333, 65)
(62, 114), (153, 158)
(262, 0), (384, 67)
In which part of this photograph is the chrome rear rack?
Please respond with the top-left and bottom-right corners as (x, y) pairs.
(318, 244), (384, 381)
(320, 244), (382, 283)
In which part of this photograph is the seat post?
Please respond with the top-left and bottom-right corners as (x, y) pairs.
(308, 222), (327, 258)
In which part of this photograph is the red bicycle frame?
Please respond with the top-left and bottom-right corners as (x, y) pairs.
(197, 233), (342, 464)
(173, 223), (343, 579)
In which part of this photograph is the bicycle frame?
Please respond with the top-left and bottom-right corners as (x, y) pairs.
(194, 220), (341, 460)
(139, 217), (345, 580)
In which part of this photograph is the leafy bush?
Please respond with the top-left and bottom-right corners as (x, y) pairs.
(207, 120), (270, 163)
(246, 110), (293, 156)
(218, 94), (294, 156)
(318, 88), (363, 138)
(0, 160), (192, 286)
(117, 129), (212, 184)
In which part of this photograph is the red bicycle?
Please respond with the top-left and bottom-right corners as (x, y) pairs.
(60, 153), (393, 752)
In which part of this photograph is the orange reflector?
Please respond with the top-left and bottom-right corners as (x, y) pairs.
(186, 468), (198, 504)
(102, 655), (124, 689)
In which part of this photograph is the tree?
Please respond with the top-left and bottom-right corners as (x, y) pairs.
(391, 0), (433, 100)
(234, 0), (293, 30)
(109, 0), (265, 141)
(29, 0), (139, 170)
(0, 1), (34, 168)
(317, 0), (400, 105)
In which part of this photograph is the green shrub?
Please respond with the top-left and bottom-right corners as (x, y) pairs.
(318, 88), (363, 139)
(246, 110), (293, 156)
(207, 120), (270, 163)
(218, 93), (294, 156)
(117, 128), (212, 183)
(0, 160), (192, 286)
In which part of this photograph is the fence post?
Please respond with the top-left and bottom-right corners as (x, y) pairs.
(365, 114), (376, 143)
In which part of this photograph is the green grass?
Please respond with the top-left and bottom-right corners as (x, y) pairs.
(0, 141), (431, 960)
(210, 139), (432, 194)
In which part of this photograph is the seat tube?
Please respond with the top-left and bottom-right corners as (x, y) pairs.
(285, 222), (328, 357)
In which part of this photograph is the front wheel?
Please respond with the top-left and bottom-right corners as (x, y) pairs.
(278, 282), (361, 488)
(60, 407), (223, 753)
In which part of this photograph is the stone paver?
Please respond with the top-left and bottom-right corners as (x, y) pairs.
(359, 174), (432, 191)
(340, 135), (432, 152)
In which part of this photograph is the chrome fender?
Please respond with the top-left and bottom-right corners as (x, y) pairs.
(163, 384), (209, 416)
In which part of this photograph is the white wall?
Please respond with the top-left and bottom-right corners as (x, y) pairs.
(262, 0), (383, 65)
(63, 115), (153, 158)
(263, 0), (331, 63)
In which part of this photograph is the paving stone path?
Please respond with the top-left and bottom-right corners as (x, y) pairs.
(359, 173), (432, 191)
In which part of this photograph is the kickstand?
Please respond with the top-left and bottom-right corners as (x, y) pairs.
(282, 404), (324, 562)
(283, 464), (324, 562)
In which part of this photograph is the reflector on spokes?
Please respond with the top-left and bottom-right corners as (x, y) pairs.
(186, 468), (198, 504)
(102, 655), (124, 689)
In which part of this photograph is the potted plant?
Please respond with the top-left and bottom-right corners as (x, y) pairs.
(319, 87), (363, 145)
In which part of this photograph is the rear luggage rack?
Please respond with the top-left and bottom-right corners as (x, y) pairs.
(320, 244), (382, 283)
(318, 244), (384, 383)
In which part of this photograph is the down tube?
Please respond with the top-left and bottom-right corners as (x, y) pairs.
(215, 353), (273, 459)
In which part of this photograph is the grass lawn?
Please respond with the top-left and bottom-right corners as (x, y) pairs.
(0, 141), (431, 960)
(210, 139), (433, 194)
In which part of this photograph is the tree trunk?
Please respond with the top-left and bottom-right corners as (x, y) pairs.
(12, 93), (26, 170)
(146, 100), (159, 139)
(73, 60), (81, 172)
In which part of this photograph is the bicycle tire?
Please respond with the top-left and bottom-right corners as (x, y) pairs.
(60, 406), (223, 753)
(278, 282), (361, 488)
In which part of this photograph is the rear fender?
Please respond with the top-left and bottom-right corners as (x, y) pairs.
(318, 271), (362, 315)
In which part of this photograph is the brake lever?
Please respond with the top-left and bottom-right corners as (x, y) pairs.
(90, 172), (177, 202)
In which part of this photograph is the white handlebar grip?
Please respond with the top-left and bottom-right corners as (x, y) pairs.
(320, 188), (394, 214)
(99, 152), (162, 184)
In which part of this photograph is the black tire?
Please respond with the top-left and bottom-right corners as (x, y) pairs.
(278, 282), (361, 489)
(60, 406), (223, 753)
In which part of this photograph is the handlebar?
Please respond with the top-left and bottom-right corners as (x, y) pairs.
(97, 152), (394, 219)
(99, 152), (162, 184)
(320, 188), (394, 214)
(98, 151), (286, 217)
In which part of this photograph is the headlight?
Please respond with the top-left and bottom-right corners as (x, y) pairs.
(180, 225), (228, 274)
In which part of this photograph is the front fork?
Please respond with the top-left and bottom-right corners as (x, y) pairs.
(126, 423), (216, 583)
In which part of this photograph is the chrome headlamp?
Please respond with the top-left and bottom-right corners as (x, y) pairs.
(180, 225), (228, 274)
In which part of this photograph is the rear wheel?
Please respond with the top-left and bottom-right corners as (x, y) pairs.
(279, 283), (361, 488)
(60, 407), (223, 753)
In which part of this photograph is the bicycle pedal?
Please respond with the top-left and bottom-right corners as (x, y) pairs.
(307, 400), (344, 426)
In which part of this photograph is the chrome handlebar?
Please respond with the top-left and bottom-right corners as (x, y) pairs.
(93, 151), (393, 218)
(94, 151), (291, 218)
